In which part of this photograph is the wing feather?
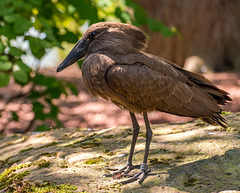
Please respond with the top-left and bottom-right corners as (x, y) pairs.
(105, 54), (223, 118)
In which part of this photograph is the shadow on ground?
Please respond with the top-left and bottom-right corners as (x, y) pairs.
(123, 148), (240, 193)
(0, 113), (239, 192)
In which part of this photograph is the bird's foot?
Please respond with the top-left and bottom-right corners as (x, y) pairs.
(118, 163), (151, 185)
(103, 163), (140, 178)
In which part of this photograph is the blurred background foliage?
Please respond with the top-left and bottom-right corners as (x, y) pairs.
(0, 0), (174, 134)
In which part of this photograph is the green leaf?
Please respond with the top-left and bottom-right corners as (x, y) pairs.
(9, 47), (24, 56)
(0, 43), (4, 55)
(0, 6), (14, 16)
(33, 73), (59, 88)
(16, 60), (32, 73)
(28, 0), (43, 6)
(0, 0), (13, 5)
(29, 91), (43, 99)
(35, 124), (50, 132)
(46, 88), (61, 98)
(130, 2), (147, 25)
(13, 1), (34, 11)
(59, 31), (79, 43)
(49, 104), (59, 118)
(0, 72), (10, 87)
(147, 18), (174, 37)
(4, 14), (32, 35)
(32, 102), (44, 112)
(3, 14), (17, 23)
(32, 101), (47, 120)
(28, 37), (45, 59)
(41, 40), (52, 49)
(0, 55), (8, 61)
(0, 61), (12, 71)
(38, 17), (56, 41)
(0, 24), (16, 39)
(13, 70), (28, 83)
(77, 60), (83, 69)
(11, 111), (19, 121)
(115, 7), (131, 23)
(13, 16), (32, 34)
(67, 0), (99, 23)
(67, 82), (78, 96)
(55, 118), (63, 127)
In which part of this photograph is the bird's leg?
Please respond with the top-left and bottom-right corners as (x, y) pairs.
(124, 112), (141, 173)
(104, 112), (140, 177)
(119, 112), (152, 185)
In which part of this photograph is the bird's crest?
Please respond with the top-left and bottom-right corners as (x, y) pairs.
(85, 22), (148, 54)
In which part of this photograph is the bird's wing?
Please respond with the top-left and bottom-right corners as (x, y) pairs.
(105, 53), (220, 117)
(159, 57), (232, 105)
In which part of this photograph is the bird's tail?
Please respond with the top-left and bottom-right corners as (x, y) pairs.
(201, 113), (227, 128)
(169, 62), (232, 128)
(182, 70), (231, 128)
(183, 70), (232, 128)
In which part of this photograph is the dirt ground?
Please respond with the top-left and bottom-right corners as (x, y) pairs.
(0, 65), (240, 134)
(0, 66), (240, 192)
(0, 113), (239, 192)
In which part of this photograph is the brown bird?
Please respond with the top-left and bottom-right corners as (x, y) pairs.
(57, 22), (232, 184)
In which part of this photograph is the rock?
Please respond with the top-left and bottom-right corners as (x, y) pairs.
(0, 113), (240, 192)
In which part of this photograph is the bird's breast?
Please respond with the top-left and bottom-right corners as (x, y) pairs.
(81, 53), (116, 100)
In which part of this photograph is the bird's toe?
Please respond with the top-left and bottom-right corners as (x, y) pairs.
(103, 164), (140, 178)
(118, 168), (151, 185)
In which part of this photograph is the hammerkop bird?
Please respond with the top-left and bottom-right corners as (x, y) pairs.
(57, 22), (231, 184)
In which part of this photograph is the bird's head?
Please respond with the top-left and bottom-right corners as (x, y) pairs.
(57, 22), (147, 72)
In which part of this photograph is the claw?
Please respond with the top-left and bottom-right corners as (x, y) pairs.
(104, 163), (152, 185)
(119, 169), (151, 185)
(117, 163), (151, 185)
(138, 169), (151, 185)
(103, 164), (140, 178)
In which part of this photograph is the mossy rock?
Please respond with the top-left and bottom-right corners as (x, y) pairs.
(0, 113), (239, 192)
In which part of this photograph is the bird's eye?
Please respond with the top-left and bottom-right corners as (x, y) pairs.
(91, 31), (97, 38)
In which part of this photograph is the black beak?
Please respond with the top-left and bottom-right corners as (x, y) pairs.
(57, 38), (88, 72)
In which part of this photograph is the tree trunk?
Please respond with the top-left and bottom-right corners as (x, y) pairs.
(136, 0), (240, 72)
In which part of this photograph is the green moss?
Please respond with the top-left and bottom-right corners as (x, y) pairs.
(0, 163), (31, 190)
(194, 122), (206, 127)
(59, 164), (68, 168)
(7, 180), (78, 193)
(175, 154), (185, 160)
(0, 155), (23, 169)
(42, 142), (58, 148)
(103, 134), (115, 138)
(36, 132), (47, 138)
(84, 156), (104, 165)
(34, 159), (51, 168)
(0, 162), (77, 192)
(106, 151), (115, 156)
(149, 157), (174, 166)
(18, 142), (59, 155)
(19, 147), (35, 153)
(39, 152), (57, 157)
(38, 162), (51, 168)
(65, 138), (102, 149)
(184, 177), (198, 187)
(32, 182), (78, 193)
(221, 111), (231, 115)
(149, 158), (160, 165)
(138, 133), (146, 138)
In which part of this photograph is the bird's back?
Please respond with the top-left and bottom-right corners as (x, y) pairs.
(82, 51), (231, 127)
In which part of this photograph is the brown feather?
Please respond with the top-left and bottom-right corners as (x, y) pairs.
(79, 22), (232, 127)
